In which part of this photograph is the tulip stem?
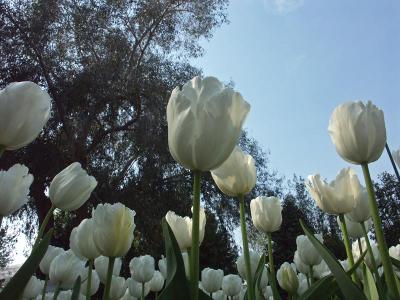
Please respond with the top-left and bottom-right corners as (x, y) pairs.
(103, 257), (115, 300)
(41, 275), (48, 300)
(190, 170), (201, 300)
(0, 145), (4, 158)
(266, 232), (279, 300)
(309, 266), (314, 284)
(33, 204), (55, 250)
(306, 274), (310, 287)
(385, 143), (400, 182)
(338, 214), (357, 283)
(86, 259), (93, 300)
(141, 282), (145, 300)
(53, 282), (61, 300)
(361, 163), (400, 298)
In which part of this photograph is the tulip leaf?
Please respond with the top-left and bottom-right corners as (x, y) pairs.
(347, 250), (367, 275)
(0, 229), (53, 300)
(390, 256), (400, 269)
(254, 255), (266, 299)
(71, 276), (82, 300)
(158, 219), (193, 300)
(363, 263), (378, 300)
(299, 275), (338, 300)
(300, 220), (367, 300)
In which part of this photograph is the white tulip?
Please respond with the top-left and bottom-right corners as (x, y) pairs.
(201, 267), (224, 293)
(293, 250), (309, 275)
(277, 262), (299, 294)
(0, 164), (33, 216)
(49, 250), (86, 289)
(57, 290), (85, 300)
(263, 286), (273, 300)
(182, 251), (190, 279)
(109, 276), (127, 300)
(296, 234), (323, 266)
(127, 278), (150, 298)
(233, 287), (246, 300)
(94, 256), (122, 283)
(352, 238), (381, 269)
(49, 162), (97, 211)
(36, 292), (54, 300)
(259, 267), (269, 290)
(129, 255), (155, 283)
(70, 218), (100, 260)
(119, 289), (138, 300)
(389, 244), (400, 260)
(337, 215), (371, 239)
(158, 255), (167, 278)
(236, 251), (260, 281)
(392, 149), (400, 169)
(23, 276), (44, 299)
(328, 101), (386, 164)
(92, 203), (136, 257)
(250, 196), (282, 233)
(40, 245), (64, 275)
(167, 76), (250, 171)
(212, 290), (227, 300)
(211, 146), (256, 197)
(149, 270), (164, 292)
(297, 273), (308, 295)
(0, 81), (51, 150)
(306, 168), (361, 215)
(345, 185), (371, 223)
(79, 270), (100, 296)
(313, 260), (331, 279)
(165, 207), (206, 250)
(221, 274), (242, 297)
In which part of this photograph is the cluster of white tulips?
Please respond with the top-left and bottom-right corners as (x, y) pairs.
(1, 76), (400, 300)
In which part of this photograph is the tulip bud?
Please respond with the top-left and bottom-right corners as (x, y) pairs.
(250, 196), (282, 233)
(336, 215), (371, 239)
(109, 276), (127, 300)
(23, 276), (44, 299)
(119, 289), (137, 300)
(263, 286), (273, 300)
(296, 234), (323, 266)
(221, 274), (242, 297)
(201, 267), (224, 294)
(182, 251), (190, 279)
(149, 270), (165, 292)
(165, 207), (206, 250)
(328, 101), (386, 164)
(57, 290), (85, 300)
(211, 146), (256, 197)
(79, 270), (100, 296)
(49, 162), (97, 211)
(158, 255), (167, 278)
(277, 262), (299, 294)
(127, 278), (150, 298)
(258, 267), (269, 291)
(129, 255), (155, 283)
(40, 245), (64, 275)
(167, 76), (250, 171)
(94, 256), (122, 283)
(49, 250), (86, 289)
(0, 82), (51, 150)
(297, 273), (309, 295)
(313, 260), (331, 279)
(0, 164), (33, 216)
(293, 250), (308, 275)
(70, 218), (100, 260)
(389, 244), (400, 260)
(236, 251), (260, 280)
(92, 203), (136, 257)
(392, 149), (400, 169)
(345, 184), (371, 223)
(212, 290), (227, 300)
(352, 238), (381, 269)
(306, 168), (361, 215)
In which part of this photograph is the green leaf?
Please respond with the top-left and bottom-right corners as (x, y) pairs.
(347, 250), (367, 275)
(71, 276), (82, 300)
(254, 255), (265, 300)
(0, 229), (53, 300)
(299, 275), (338, 300)
(390, 256), (400, 269)
(300, 220), (367, 300)
(158, 219), (193, 300)
(363, 263), (378, 300)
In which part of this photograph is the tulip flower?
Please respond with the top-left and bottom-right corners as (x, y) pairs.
(277, 262), (299, 294)
(167, 76), (250, 172)
(313, 260), (331, 279)
(165, 207), (206, 250)
(345, 185), (371, 223)
(389, 244), (400, 260)
(149, 270), (165, 292)
(40, 245), (64, 275)
(297, 273), (309, 295)
(250, 196), (282, 233)
(236, 251), (260, 281)
(158, 255), (167, 278)
(296, 234), (323, 267)
(57, 290), (85, 300)
(263, 286), (273, 300)
(392, 149), (400, 169)
(182, 251), (190, 279)
(306, 168), (361, 215)
(119, 289), (137, 300)
(259, 267), (269, 291)
(221, 274), (242, 297)
(211, 146), (256, 197)
(0, 81), (51, 151)
(212, 290), (227, 300)
(127, 278), (150, 298)
(92, 203), (136, 257)
(0, 164), (33, 218)
(49, 162), (97, 211)
(336, 215), (371, 240)
(49, 250), (86, 289)
(129, 255), (155, 283)
(94, 256), (122, 283)
(201, 267), (224, 294)
(352, 238), (381, 269)
(79, 269), (100, 296)
(22, 276), (44, 299)
(108, 276), (127, 300)
(70, 218), (100, 260)
(328, 101), (386, 164)
(293, 251), (308, 275)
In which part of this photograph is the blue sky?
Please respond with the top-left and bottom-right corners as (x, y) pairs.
(191, 0), (400, 182)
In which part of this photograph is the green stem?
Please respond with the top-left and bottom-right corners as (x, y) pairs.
(155, 292), (158, 300)
(361, 163), (399, 298)
(53, 282), (61, 300)
(190, 170), (201, 300)
(267, 232), (279, 300)
(338, 214), (357, 282)
(141, 282), (145, 300)
(102, 257), (115, 300)
(33, 204), (55, 250)
(306, 273), (310, 287)
(239, 194), (254, 300)
(86, 259), (93, 300)
(385, 143), (400, 182)
(309, 265), (314, 284)
(41, 275), (48, 300)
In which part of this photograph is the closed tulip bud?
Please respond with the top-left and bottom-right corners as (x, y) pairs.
(306, 168), (361, 215)
(57, 290), (85, 300)
(233, 287), (246, 300)
(201, 267), (224, 293)
(352, 238), (381, 269)
(345, 185), (371, 223)
(221, 274), (242, 297)
(263, 286), (273, 300)
(149, 271), (164, 292)
(79, 270), (100, 296)
(211, 146), (256, 197)
(127, 278), (150, 298)
(296, 234), (323, 266)
(165, 207), (206, 250)
(259, 267), (269, 290)
(392, 149), (400, 169)
(236, 251), (260, 280)
(23, 276), (44, 299)
(158, 255), (167, 278)
(119, 289), (137, 300)
(277, 262), (298, 294)
(313, 260), (331, 279)
(40, 245), (64, 275)
(0, 82), (51, 150)
(49, 162), (97, 211)
(92, 203), (136, 257)
(212, 290), (227, 300)
(336, 215), (371, 239)
(109, 276), (127, 300)
(0, 164), (33, 217)
(70, 218), (100, 260)
(328, 101), (386, 164)
(250, 196), (282, 233)
(94, 256), (122, 283)
(297, 273), (309, 295)
(182, 251), (190, 279)
(167, 76), (250, 171)
(293, 251), (309, 275)
(389, 244), (400, 260)
(49, 250), (86, 289)
(129, 255), (155, 283)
